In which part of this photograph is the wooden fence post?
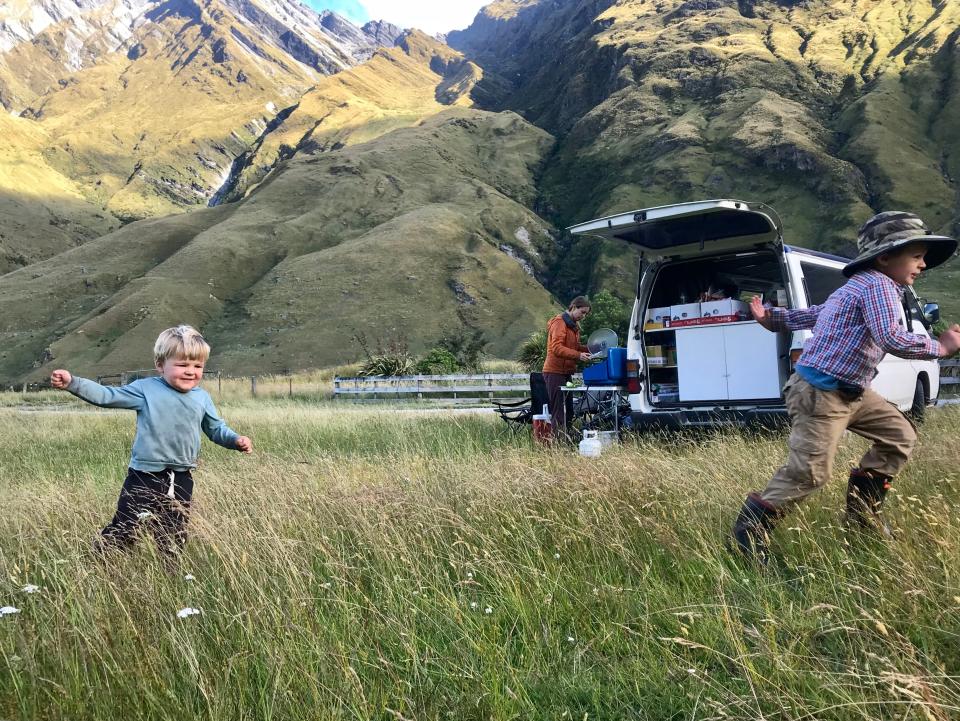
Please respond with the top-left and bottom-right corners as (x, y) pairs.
(251, 376), (257, 398)
(288, 376), (293, 398)
(218, 371), (222, 395)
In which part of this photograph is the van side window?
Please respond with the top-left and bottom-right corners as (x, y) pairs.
(800, 261), (846, 305)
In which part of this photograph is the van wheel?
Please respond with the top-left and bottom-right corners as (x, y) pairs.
(908, 377), (927, 423)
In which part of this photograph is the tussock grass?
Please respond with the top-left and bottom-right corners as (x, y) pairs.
(2, 402), (960, 720)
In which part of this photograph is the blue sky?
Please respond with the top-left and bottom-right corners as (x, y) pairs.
(305, 1), (489, 35)
(305, 0), (369, 25)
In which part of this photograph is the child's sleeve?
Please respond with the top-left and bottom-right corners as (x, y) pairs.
(200, 394), (241, 449)
(768, 305), (821, 331)
(67, 377), (146, 410)
(863, 282), (942, 359)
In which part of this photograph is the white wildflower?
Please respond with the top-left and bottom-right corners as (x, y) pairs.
(176, 607), (202, 619)
(0, 606), (21, 617)
(137, 511), (154, 521)
(567, 636), (575, 643)
(484, 607), (492, 615)
(470, 601), (478, 609)
(553, 553), (560, 559)
(21, 584), (40, 594)
(466, 572), (474, 579)
(183, 574), (195, 582)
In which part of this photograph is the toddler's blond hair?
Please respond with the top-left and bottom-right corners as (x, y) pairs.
(154, 325), (210, 366)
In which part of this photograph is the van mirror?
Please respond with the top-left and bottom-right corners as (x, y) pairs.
(923, 303), (940, 324)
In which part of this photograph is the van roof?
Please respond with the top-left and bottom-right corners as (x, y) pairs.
(783, 245), (850, 264)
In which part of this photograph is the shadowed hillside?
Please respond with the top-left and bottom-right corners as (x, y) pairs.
(0, 110), (559, 381)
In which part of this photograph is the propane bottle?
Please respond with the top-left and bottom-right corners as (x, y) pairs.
(579, 430), (602, 458)
(532, 404), (552, 444)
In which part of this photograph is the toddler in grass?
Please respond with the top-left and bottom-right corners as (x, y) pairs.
(50, 324), (252, 563)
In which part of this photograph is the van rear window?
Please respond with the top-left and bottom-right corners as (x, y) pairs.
(801, 261), (846, 305)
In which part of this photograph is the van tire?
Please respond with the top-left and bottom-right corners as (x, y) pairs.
(908, 377), (927, 423)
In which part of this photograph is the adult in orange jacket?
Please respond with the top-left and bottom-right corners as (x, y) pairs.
(542, 296), (591, 438)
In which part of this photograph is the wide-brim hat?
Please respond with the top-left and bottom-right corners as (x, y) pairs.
(843, 211), (957, 277)
(843, 210), (957, 278)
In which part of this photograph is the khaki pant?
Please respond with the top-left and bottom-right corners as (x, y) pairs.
(759, 374), (917, 508)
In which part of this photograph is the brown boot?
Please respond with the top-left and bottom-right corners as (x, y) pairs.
(729, 492), (782, 566)
(845, 468), (895, 540)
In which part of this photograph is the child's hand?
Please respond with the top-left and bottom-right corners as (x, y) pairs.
(750, 296), (775, 331)
(50, 369), (72, 389)
(939, 325), (960, 357)
(235, 436), (253, 454)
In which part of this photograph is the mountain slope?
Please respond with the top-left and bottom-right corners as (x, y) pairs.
(451, 0), (960, 313)
(0, 113), (116, 273)
(0, 110), (558, 381)
(215, 29), (483, 203)
(0, 0), (400, 271)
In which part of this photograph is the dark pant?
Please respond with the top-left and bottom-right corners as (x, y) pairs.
(543, 372), (573, 438)
(99, 468), (194, 561)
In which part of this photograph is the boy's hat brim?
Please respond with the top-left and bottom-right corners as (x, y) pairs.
(842, 235), (957, 277)
(843, 211), (958, 277)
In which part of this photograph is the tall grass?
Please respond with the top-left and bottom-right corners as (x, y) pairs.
(2, 401), (959, 720)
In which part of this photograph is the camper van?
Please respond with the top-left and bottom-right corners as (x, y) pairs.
(568, 199), (942, 429)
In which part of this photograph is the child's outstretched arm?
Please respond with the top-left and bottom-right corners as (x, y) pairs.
(750, 296), (820, 333)
(50, 370), (145, 409)
(201, 396), (252, 454)
(863, 281), (946, 359)
(936, 324), (960, 357)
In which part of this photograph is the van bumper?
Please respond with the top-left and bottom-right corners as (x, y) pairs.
(630, 407), (788, 430)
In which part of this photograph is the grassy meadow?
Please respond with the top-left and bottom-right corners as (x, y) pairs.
(2, 395), (960, 720)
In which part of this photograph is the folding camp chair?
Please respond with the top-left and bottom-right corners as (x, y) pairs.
(493, 372), (549, 433)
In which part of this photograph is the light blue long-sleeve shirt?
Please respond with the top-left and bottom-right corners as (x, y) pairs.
(67, 375), (240, 472)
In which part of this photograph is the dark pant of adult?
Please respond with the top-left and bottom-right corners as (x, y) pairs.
(543, 372), (573, 440)
(97, 468), (194, 565)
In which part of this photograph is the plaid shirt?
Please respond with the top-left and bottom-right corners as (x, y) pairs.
(769, 269), (941, 388)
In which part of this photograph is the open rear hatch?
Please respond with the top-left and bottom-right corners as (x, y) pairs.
(567, 199), (782, 258)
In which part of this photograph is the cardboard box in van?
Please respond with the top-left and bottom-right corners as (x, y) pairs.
(701, 299), (749, 318)
(670, 303), (701, 322)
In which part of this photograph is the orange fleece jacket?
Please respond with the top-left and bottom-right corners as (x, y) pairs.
(542, 313), (588, 374)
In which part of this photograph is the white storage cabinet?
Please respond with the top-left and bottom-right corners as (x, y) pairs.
(676, 322), (787, 402)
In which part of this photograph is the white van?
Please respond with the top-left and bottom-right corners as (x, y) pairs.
(568, 199), (942, 429)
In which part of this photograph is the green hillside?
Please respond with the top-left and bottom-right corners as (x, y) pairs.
(450, 0), (960, 318)
(0, 110), (559, 382)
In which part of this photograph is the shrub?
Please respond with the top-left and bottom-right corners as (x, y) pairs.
(358, 354), (416, 377)
(435, 329), (487, 373)
(354, 332), (416, 377)
(416, 347), (460, 375)
(517, 330), (546, 373)
(580, 289), (630, 345)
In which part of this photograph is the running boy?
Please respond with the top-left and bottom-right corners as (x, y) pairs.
(730, 211), (960, 564)
(50, 324), (252, 563)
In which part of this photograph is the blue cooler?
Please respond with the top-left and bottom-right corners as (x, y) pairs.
(582, 347), (627, 385)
